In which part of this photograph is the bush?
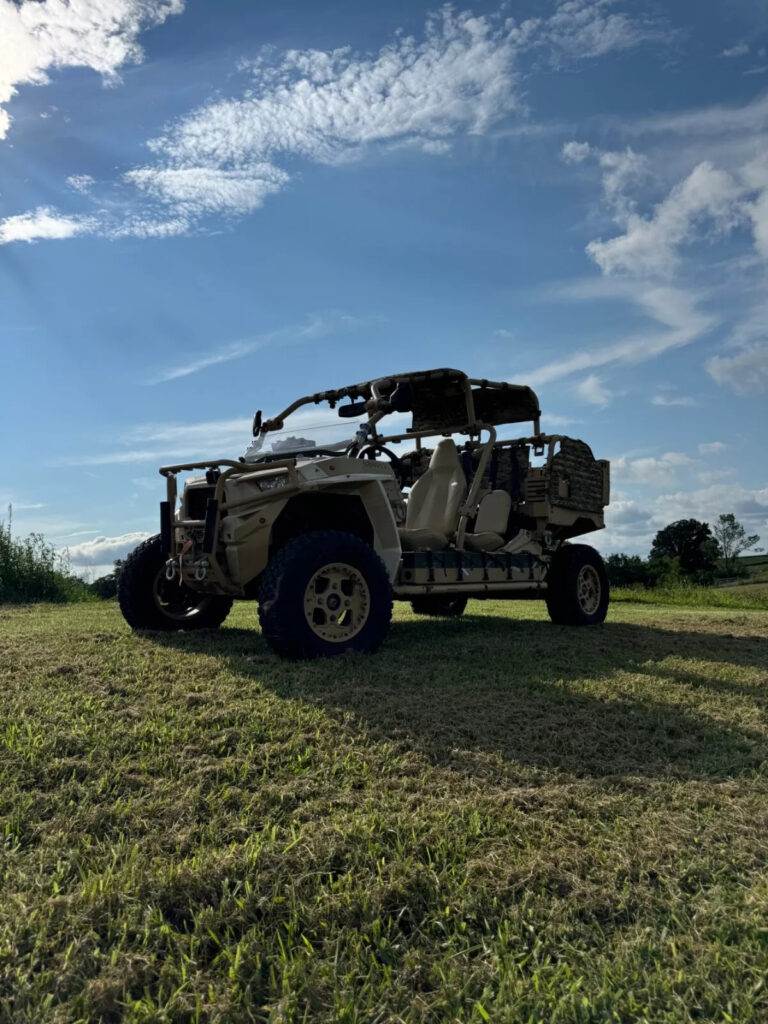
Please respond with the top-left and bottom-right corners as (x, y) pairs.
(0, 523), (92, 605)
(89, 561), (124, 600)
(604, 553), (651, 588)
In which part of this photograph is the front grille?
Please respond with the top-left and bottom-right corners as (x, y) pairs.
(185, 485), (215, 520)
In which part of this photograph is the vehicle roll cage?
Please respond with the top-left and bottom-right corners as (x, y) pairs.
(256, 367), (542, 441)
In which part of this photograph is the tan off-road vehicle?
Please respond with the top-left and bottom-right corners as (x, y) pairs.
(119, 368), (610, 658)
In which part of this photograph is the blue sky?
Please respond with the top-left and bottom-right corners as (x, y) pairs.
(1, 0), (767, 577)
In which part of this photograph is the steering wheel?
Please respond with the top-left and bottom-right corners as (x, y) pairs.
(354, 443), (404, 486)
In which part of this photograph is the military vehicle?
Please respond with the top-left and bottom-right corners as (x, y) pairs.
(118, 368), (610, 658)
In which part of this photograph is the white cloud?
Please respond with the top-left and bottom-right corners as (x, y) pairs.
(658, 484), (768, 527)
(65, 531), (152, 566)
(540, 412), (580, 427)
(651, 393), (697, 407)
(612, 451), (694, 486)
(576, 373), (612, 405)
(698, 441), (727, 454)
(0, 206), (96, 244)
(0, 2), (662, 243)
(560, 144), (768, 394)
(0, 0), (184, 139)
(537, 0), (662, 64)
(587, 161), (745, 276)
(124, 164), (289, 216)
(593, 482), (768, 556)
(152, 9), (521, 175)
(706, 341), (768, 393)
(722, 43), (749, 59)
(66, 174), (95, 193)
(697, 468), (735, 485)
(106, 214), (191, 240)
(561, 140), (592, 164)
(562, 141), (649, 223)
(526, 284), (714, 385)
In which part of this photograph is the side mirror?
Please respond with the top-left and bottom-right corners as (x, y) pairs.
(252, 410), (262, 436)
(338, 400), (368, 418)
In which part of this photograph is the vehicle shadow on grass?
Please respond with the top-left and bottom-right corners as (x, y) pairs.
(149, 613), (768, 783)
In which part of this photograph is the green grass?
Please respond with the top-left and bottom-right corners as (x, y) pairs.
(1, 600), (767, 1023)
(613, 583), (768, 611)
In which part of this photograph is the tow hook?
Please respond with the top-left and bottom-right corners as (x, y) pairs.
(165, 555), (209, 582)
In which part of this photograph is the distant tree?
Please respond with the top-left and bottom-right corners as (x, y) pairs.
(712, 514), (761, 576)
(649, 518), (719, 584)
(604, 553), (650, 588)
(90, 559), (125, 600)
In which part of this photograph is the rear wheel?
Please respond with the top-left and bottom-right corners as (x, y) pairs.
(545, 544), (609, 626)
(118, 534), (233, 631)
(410, 595), (468, 618)
(258, 530), (392, 660)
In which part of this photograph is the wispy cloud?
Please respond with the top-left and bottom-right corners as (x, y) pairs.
(148, 311), (372, 384)
(628, 93), (768, 138)
(651, 393), (697, 406)
(63, 405), (405, 468)
(525, 284), (714, 385)
(0, 0), (184, 140)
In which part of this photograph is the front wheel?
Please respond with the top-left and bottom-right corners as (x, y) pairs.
(258, 531), (392, 660)
(545, 544), (609, 626)
(118, 534), (233, 631)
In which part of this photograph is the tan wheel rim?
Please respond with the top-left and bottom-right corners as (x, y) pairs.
(577, 564), (601, 615)
(303, 562), (370, 642)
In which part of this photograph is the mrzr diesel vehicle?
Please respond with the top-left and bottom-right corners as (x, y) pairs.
(119, 368), (610, 658)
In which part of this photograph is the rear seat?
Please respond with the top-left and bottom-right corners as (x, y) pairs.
(461, 490), (511, 551)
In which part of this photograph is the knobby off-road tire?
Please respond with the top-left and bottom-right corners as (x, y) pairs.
(545, 543), (609, 626)
(118, 534), (233, 631)
(258, 530), (392, 660)
(410, 595), (468, 618)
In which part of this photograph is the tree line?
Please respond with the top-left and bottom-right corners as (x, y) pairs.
(605, 513), (762, 589)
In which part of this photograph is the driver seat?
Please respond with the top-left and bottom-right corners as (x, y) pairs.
(398, 439), (467, 551)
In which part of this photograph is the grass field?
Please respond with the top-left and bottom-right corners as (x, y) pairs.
(612, 584), (768, 611)
(1, 599), (767, 1023)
